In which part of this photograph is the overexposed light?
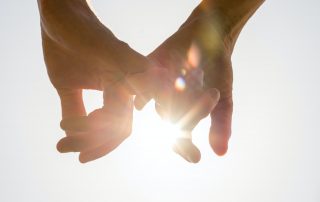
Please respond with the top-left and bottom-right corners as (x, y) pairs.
(133, 101), (184, 156)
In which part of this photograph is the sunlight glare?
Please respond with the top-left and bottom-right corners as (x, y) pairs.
(133, 101), (186, 159)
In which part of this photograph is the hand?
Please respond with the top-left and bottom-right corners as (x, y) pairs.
(150, 0), (266, 157)
(147, 7), (234, 156)
(57, 85), (134, 163)
(38, 0), (168, 162)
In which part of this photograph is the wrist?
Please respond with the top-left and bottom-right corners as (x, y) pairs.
(37, 0), (90, 14)
(190, 0), (265, 52)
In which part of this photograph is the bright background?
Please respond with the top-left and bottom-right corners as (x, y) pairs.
(1, 0), (319, 201)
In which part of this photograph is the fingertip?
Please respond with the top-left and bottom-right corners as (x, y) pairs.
(56, 141), (63, 153)
(59, 119), (68, 130)
(212, 142), (228, 156)
(134, 104), (144, 111)
(79, 150), (97, 164)
(60, 116), (89, 132)
(134, 95), (150, 110)
(173, 138), (201, 163)
(56, 138), (69, 153)
(209, 96), (233, 156)
(209, 132), (229, 156)
(78, 150), (105, 164)
(56, 135), (85, 153)
(79, 155), (90, 164)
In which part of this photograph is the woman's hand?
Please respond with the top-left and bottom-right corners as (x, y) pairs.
(38, 0), (169, 162)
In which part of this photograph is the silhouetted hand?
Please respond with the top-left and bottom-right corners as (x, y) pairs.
(147, 7), (234, 157)
(38, 0), (169, 162)
(149, 0), (266, 157)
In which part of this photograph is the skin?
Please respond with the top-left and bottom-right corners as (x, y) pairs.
(38, 0), (168, 163)
(144, 0), (266, 156)
(38, 0), (219, 163)
(67, 0), (265, 162)
(41, 0), (265, 163)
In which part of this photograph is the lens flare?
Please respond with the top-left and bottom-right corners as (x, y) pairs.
(187, 43), (201, 69)
(181, 68), (187, 76)
(175, 77), (186, 91)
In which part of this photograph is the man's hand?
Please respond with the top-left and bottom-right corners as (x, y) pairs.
(147, 16), (232, 156)
(146, 0), (265, 156)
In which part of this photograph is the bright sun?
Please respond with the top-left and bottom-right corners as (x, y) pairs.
(83, 91), (195, 162)
(133, 101), (181, 151)
(132, 100), (201, 163)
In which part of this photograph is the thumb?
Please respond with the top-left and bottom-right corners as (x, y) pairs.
(58, 89), (87, 132)
(209, 96), (233, 156)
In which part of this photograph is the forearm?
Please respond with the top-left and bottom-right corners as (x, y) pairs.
(207, 0), (265, 44)
(186, 0), (265, 51)
(37, 0), (103, 42)
(37, 0), (89, 21)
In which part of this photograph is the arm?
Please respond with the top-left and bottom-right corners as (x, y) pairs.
(201, 0), (266, 51)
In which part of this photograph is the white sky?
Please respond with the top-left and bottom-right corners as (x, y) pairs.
(0, 0), (319, 202)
